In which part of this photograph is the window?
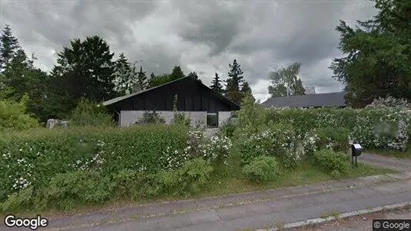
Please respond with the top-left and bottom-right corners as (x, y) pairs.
(207, 113), (218, 128)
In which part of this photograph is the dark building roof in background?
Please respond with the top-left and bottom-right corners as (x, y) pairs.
(262, 92), (347, 108)
(102, 76), (241, 110)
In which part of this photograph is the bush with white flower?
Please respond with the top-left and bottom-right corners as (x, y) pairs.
(200, 134), (232, 165)
(266, 107), (411, 151)
(160, 146), (190, 170)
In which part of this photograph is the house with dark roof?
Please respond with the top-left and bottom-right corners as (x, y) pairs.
(102, 76), (240, 127)
(262, 92), (347, 108)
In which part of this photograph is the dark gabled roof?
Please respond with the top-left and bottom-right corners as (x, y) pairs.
(261, 92), (347, 108)
(102, 76), (241, 110)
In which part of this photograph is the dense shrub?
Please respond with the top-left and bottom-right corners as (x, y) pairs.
(266, 108), (411, 150)
(313, 149), (350, 177)
(0, 125), (188, 202)
(0, 96), (38, 131)
(160, 129), (233, 169)
(313, 127), (350, 152)
(44, 171), (114, 210)
(220, 119), (237, 138)
(242, 156), (280, 182)
(148, 158), (213, 196)
(200, 134), (232, 164)
(238, 123), (294, 165)
(366, 96), (411, 111)
(70, 98), (114, 127)
(237, 122), (319, 169)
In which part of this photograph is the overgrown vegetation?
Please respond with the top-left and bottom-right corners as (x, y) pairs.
(0, 95), (38, 131)
(70, 98), (114, 127)
(1, 95), (407, 214)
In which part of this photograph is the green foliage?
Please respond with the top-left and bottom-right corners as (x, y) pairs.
(137, 66), (147, 90)
(330, 0), (411, 107)
(148, 74), (171, 88)
(313, 127), (350, 152)
(238, 123), (295, 166)
(240, 82), (254, 103)
(313, 149), (350, 177)
(178, 158), (214, 194)
(1, 187), (35, 212)
(150, 158), (213, 196)
(0, 24), (20, 70)
(266, 107), (410, 150)
(268, 62), (305, 97)
(136, 110), (166, 125)
(220, 119), (237, 138)
(366, 96), (411, 111)
(242, 156), (280, 182)
(0, 96), (38, 131)
(149, 66), (185, 88)
(50, 35), (118, 118)
(187, 71), (199, 79)
(113, 53), (138, 95)
(0, 125), (188, 203)
(210, 73), (224, 94)
(169, 66), (185, 81)
(44, 171), (113, 210)
(70, 98), (114, 127)
(226, 59), (245, 105)
(236, 92), (267, 134)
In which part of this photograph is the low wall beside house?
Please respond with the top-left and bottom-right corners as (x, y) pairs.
(120, 111), (207, 127)
(218, 111), (232, 127)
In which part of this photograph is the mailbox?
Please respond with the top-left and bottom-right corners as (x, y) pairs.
(351, 143), (362, 157)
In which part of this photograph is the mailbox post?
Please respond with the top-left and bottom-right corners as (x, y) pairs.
(351, 143), (362, 167)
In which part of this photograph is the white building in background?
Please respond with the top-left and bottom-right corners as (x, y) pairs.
(305, 87), (316, 95)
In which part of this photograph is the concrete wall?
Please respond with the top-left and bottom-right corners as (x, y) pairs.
(218, 111), (232, 127)
(120, 110), (235, 128)
(120, 110), (207, 127)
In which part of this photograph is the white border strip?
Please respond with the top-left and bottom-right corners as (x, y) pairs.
(257, 201), (411, 231)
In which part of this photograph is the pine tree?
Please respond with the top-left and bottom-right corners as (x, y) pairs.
(0, 25), (20, 71)
(113, 53), (137, 95)
(137, 66), (147, 90)
(241, 81), (254, 101)
(50, 35), (117, 117)
(226, 59), (245, 104)
(169, 66), (185, 81)
(187, 71), (198, 79)
(210, 73), (223, 94)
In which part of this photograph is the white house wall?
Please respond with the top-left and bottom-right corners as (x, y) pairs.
(218, 111), (232, 127)
(120, 111), (207, 127)
(120, 110), (235, 128)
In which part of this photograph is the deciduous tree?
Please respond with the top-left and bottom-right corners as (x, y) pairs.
(268, 63), (305, 98)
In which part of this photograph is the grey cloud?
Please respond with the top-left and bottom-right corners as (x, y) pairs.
(1, 0), (377, 100)
(1, 0), (158, 68)
(175, 0), (250, 57)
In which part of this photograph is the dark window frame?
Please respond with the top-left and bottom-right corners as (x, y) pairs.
(207, 113), (218, 128)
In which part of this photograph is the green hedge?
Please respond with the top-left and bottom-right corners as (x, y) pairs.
(0, 125), (189, 202)
(266, 108), (411, 150)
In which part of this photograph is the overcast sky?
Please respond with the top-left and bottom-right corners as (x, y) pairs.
(0, 0), (377, 102)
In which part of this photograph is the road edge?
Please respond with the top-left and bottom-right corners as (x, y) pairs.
(257, 201), (411, 231)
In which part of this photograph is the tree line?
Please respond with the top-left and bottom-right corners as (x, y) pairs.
(0, 26), (253, 123)
(268, 0), (411, 106)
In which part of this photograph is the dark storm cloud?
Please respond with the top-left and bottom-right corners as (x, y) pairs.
(0, 0), (377, 101)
